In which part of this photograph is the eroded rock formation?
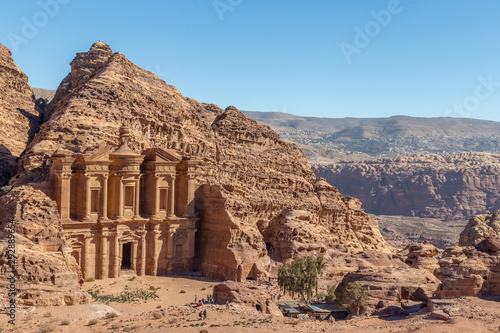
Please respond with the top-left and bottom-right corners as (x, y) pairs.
(397, 241), (439, 273)
(1, 42), (392, 291)
(0, 42), (41, 186)
(314, 153), (500, 220)
(434, 213), (500, 298)
(212, 281), (282, 316)
(334, 251), (440, 314)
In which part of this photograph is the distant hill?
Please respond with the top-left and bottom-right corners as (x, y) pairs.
(243, 111), (500, 164)
(32, 88), (56, 102)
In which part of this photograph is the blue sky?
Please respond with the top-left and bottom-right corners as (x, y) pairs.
(1, 0), (500, 121)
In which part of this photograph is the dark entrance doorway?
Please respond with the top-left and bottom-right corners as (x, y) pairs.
(121, 242), (132, 269)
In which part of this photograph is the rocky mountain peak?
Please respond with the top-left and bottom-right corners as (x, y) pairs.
(3, 42), (392, 284)
(89, 41), (112, 53)
(0, 42), (41, 186)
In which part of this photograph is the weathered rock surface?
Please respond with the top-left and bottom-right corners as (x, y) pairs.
(397, 241), (440, 273)
(212, 281), (281, 316)
(3, 42), (392, 285)
(15, 284), (92, 306)
(0, 185), (88, 304)
(314, 152), (500, 220)
(335, 252), (440, 314)
(459, 212), (500, 247)
(435, 213), (500, 298)
(0, 42), (41, 186)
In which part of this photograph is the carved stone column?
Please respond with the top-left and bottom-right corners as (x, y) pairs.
(117, 175), (124, 219)
(184, 173), (197, 218)
(83, 234), (91, 280)
(99, 231), (109, 279)
(154, 175), (160, 217)
(138, 230), (146, 276)
(149, 228), (160, 276)
(60, 173), (72, 221)
(168, 175), (176, 217)
(100, 174), (109, 221)
(111, 231), (120, 278)
(83, 174), (92, 221)
(134, 175), (141, 219)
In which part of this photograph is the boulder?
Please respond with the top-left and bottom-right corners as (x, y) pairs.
(398, 241), (439, 273)
(212, 281), (281, 316)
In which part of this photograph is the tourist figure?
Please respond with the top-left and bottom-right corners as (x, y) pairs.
(198, 301), (202, 307)
(199, 311), (202, 320)
(226, 300), (229, 310)
(195, 295), (197, 302)
(203, 309), (207, 319)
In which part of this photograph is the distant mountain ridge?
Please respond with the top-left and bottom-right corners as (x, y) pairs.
(242, 111), (500, 164)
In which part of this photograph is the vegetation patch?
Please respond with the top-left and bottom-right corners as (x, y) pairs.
(87, 285), (159, 303)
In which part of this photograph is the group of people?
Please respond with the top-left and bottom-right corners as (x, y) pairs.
(198, 309), (207, 320)
(195, 294), (214, 307)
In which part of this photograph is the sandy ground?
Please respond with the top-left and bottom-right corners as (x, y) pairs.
(1, 274), (500, 333)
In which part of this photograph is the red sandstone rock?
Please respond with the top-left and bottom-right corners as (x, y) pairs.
(398, 241), (440, 273)
(334, 251), (440, 314)
(314, 153), (500, 220)
(212, 281), (281, 316)
(0, 42), (41, 185)
(2, 42), (392, 285)
(435, 213), (500, 298)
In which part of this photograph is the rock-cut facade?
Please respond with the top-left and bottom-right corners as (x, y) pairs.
(49, 125), (199, 280)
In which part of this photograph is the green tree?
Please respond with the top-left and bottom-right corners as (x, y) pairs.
(325, 284), (337, 303)
(338, 282), (368, 316)
(278, 254), (323, 304)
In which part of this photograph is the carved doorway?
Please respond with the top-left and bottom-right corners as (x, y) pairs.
(122, 242), (132, 269)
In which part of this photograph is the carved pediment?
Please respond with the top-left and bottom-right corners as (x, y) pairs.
(79, 145), (114, 162)
(143, 148), (182, 163)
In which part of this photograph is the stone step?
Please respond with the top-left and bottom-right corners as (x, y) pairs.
(119, 269), (137, 277)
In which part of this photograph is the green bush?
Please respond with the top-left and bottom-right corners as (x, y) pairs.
(105, 312), (118, 319)
(0, 185), (12, 196)
(325, 285), (337, 303)
(88, 319), (98, 326)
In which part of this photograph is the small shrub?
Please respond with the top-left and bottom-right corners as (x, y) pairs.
(200, 329), (208, 333)
(88, 319), (98, 326)
(325, 285), (337, 303)
(316, 292), (325, 300)
(105, 312), (118, 319)
(85, 277), (95, 282)
(180, 290), (186, 293)
(43, 312), (52, 318)
(60, 320), (70, 326)
(39, 322), (56, 333)
(128, 276), (136, 281)
(168, 318), (178, 324)
(0, 185), (12, 196)
(156, 305), (162, 309)
(153, 312), (163, 320)
(201, 287), (206, 291)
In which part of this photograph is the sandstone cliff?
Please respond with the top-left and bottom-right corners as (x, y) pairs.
(3, 42), (391, 285)
(314, 152), (500, 220)
(435, 213), (500, 298)
(0, 42), (41, 186)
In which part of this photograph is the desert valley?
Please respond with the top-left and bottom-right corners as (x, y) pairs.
(1, 40), (499, 333)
